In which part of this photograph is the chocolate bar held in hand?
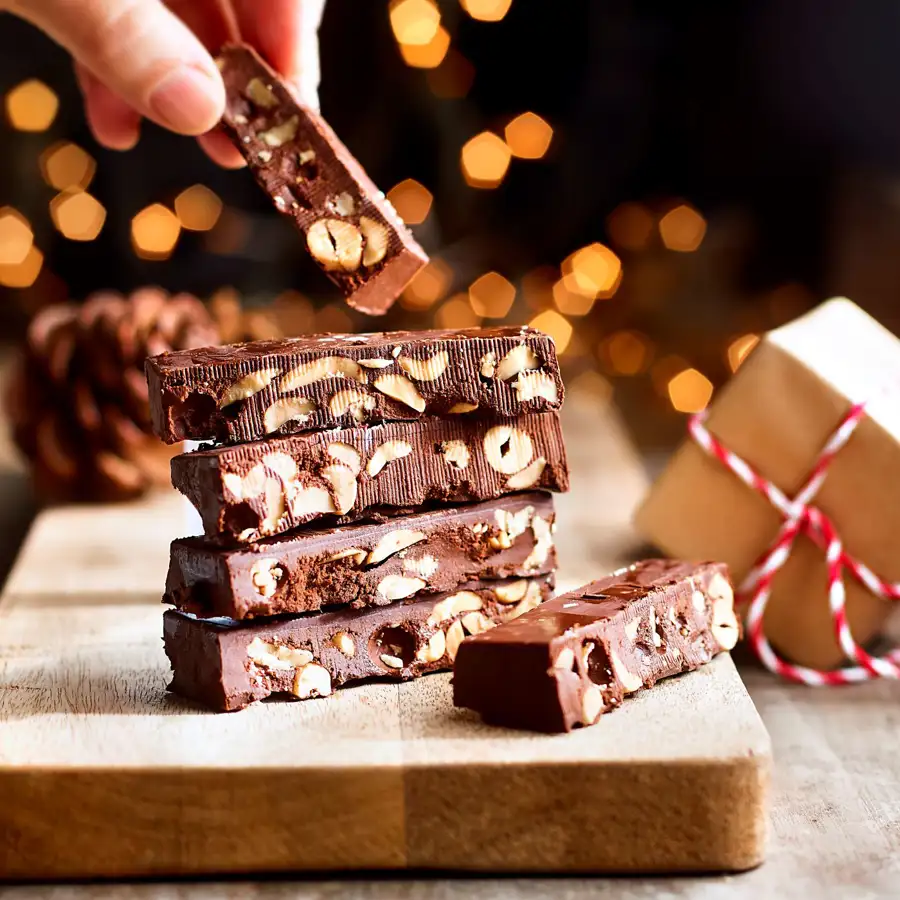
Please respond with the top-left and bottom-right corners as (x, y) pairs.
(171, 411), (568, 542)
(166, 493), (557, 620)
(165, 575), (554, 712)
(216, 43), (427, 315)
(146, 326), (563, 444)
(453, 560), (740, 733)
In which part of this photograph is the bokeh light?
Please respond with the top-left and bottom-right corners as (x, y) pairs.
(387, 179), (433, 225)
(0, 208), (33, 266)
(569, 369), (613, 406)
(459, 0), (513, 22)
(402, 259), (453, 310)
(0, 245), (43, 288)
(504, 112), (553, 159)
(399, 25), (450, 68)
(599, 330), (653, 375)
(437, 293), (481, 329)
(469, 271), (516, 318)
(174, 185), (223, 232)
(607, 202), (655, 251)
(528, 309), (572, 354)
(521, 267), (556, 311)
(552, 276), (595, 316)
(131, 204), (181, 260)
(39, 142), (96, 192)
(50, 192), (107, 241)
(727, 334), (760, 372)
(659, 204), (706, 252)
(390, 0), (441, 46)
(271, 290), (315, 337)
(204, 208), (249, 256)
(461, 132), (511, 188)
(562, 242), (622, 299)
(6, 79), (58, 131)
(667, 367), (713, 413)
(315, 304), (353, 334)
(651, 354), (690, 397)
(427, 50), (475, 98)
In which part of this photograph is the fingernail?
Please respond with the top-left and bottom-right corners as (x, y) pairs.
(149, 66), (223, 135)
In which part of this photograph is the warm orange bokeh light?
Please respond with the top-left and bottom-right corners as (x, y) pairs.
(315, 304), (353, 334)
(659, 204), (707, 252)
(528, 309), (572, 354)
(390, 0), (441, 45)
(40, 142), (96, 192)
(667, 368), (713, 413)
(607, 202), (655, 251)
(50, 192), (107, 241)
(175, 185), (223, 232)
(0, 245), (43, 288)
(6, 79), (58, 132)
(436, 293), (481, 329)
(402, 259), (453, 310)
(562, 243), (622, 300)
(387, 179), (433, 225)
(0, 208), (33, 266)
(469, 271), (516, 318)
(521, 267), (557, 311)
(427, 50), (475, 98)
(727, 334), (760, 372)
(504, 112), (553, 159)
(459, 0), (513, 22)
(399, 25), (450, 68)
(460, 132), (511, 188)
(600, 330), (653, 376)
(131, 204), (181, 259)
(552, 276), (595, 316)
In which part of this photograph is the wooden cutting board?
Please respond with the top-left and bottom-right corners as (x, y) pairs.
(0, 399), (771, 879)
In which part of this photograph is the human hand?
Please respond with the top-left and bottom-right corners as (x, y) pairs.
(4, 0), (327, 167)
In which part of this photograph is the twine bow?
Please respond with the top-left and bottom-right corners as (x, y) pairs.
(688, 403), (900, 684)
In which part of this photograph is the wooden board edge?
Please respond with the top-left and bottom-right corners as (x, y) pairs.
(0, 766), (406, 880)
(402, 752), (771, 873)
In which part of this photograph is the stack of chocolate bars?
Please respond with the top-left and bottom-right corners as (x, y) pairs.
(145, 326), (569, 711)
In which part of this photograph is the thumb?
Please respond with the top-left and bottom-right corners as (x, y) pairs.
(8, 0), (225, 135)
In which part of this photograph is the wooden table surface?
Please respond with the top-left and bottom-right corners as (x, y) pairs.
(1, 385), (898, 899)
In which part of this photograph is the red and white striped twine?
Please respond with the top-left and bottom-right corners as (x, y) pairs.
(688, 403), (900, 684)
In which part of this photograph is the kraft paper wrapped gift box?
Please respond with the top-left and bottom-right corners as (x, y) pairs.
(635, 298), (900, 670)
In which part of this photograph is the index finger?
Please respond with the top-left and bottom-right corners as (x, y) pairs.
(232, 0), (325, 107)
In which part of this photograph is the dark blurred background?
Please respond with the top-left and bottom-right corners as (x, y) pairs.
(1, 0), (899, 449)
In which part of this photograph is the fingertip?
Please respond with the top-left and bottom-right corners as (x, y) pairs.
(76, 64), (142, 151)
(148, 64), (226, 136)
(197, 130), (247, 169)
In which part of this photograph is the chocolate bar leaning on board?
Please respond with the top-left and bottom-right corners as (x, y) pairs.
(165, 575), (554, 712)
(217, 43), (428, 315)
(166, 493), (557, 620)
(171, 411), (568, 542)
(453, 560), (740, 733)
(145, 326), (563, 444)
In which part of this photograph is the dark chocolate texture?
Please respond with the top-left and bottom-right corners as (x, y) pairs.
(145, 326), (563, 444)
(170, 411), (569, 542)
(453, 559), (740, 733)
(164, 575), (554, 712)
(217, 44), (428, 316)
(167, 493), (557, 620)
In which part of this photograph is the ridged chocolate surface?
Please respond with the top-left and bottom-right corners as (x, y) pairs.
(166, 493), (557, 620)
(164, 575), (554, 712)
(171, 411), (569, 542)
(146, 326), (563, 444)
(218, 44), (427, 316)
(453, 560), (739, 733)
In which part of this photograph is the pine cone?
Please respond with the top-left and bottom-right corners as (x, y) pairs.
(6, 288), (220, 503)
